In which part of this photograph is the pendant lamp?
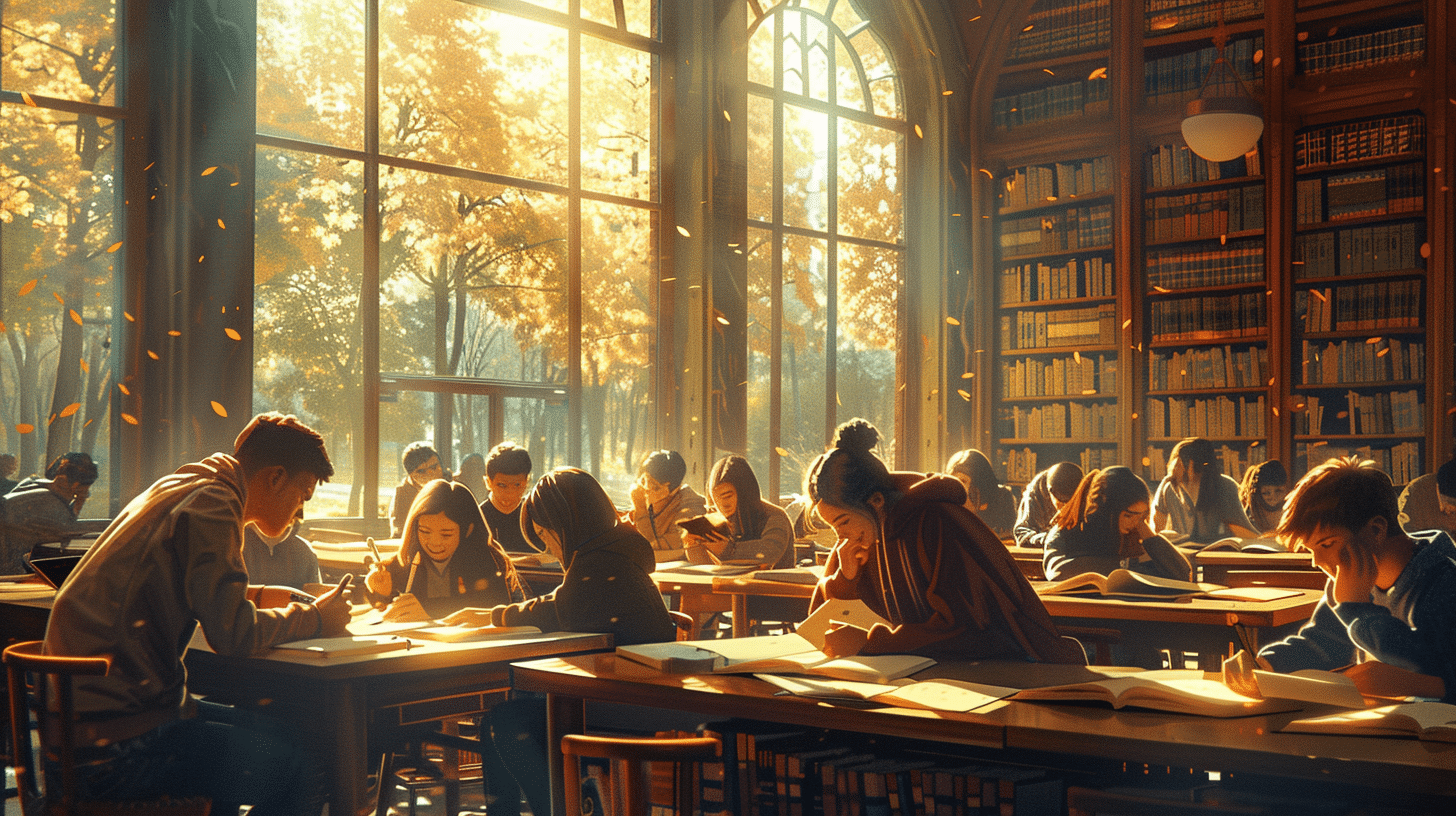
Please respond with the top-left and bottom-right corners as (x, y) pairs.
(1180, 6), (1263, 163)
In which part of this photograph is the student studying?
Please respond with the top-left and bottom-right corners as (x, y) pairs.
(41, 412), (354, 813)
(945, 448), (1018, 538)
(627, 448), (708, 562)
(682, 454), (794, 568)
(364, 478), (526, 621)
(1013, 460), (1083, 549)
(804, 418), (1086, 664)
(1258, 455), (1456, 702)
(1042, 465), (1194, 582)
(1152, 437), (1259, 545)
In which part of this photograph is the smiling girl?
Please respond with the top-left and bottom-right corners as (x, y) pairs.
(803, 419), (1084, 664)
(365, 479), (525, 620)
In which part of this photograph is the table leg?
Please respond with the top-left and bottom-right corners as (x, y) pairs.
(732, 594), (749, 638)
(317, 682), (369, 816)
(545, 692), (585, 816)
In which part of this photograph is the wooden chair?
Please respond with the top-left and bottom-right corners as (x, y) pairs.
(3, 640), (210, 816)
(559, 732), (720, 816)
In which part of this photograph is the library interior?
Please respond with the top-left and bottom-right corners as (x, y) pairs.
(3, 1), (1456, 815)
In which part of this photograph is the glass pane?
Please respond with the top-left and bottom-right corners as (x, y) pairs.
(747, 94), (774, 223)
(853, 29), (899, 119)
(1, 0), (117, 107)
(581, 35), (655, 201)
(779, 234), (828, 493)
(780, 10), (807, 97)
(836, 243), (898, 443)
(380, 0), (567, 184)
(379, 169), (568, 379)
(379, 393), (448, 522)
(837, 119), (902, 242)
(782, 104), (828, 231)
(747, 10), (776, 88)
(834, 39), (866, 112)
(254, 148), (364, 518)
(745, 226), (774, 497)
(258, 0), (364, 148)
(0, 103), (117, 511)
(504, 395), (569, 474)
(805, 13), (831, 103)
(830, 0), (865, 38)
(581, 0), (652, 36)
(580, 200), (656, 490)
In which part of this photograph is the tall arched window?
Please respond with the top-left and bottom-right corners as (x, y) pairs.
(743, 1), (904, 498)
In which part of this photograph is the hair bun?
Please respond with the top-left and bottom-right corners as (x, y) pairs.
(833, 419), (879, 455)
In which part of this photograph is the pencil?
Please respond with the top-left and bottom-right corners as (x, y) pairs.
(366, 536), (382, 562)
(404, 552), (421, 595)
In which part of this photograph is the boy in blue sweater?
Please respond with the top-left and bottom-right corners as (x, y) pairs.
(1258, 456), (1456, 700)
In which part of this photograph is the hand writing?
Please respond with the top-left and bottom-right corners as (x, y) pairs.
(313, 575), (355, 636)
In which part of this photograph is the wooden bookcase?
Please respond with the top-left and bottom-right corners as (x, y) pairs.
(964, 0), (1453, 486)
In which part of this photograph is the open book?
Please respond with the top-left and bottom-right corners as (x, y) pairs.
(654, 560), (760, 576)
(616, 633), (934, 683)
(273, 635), (412, 659)
(1010, 669), (1306, 717)
(677, 511), (731, 539)
(1196, 536), (1288, 553)
(1039, 569), (1219, 600)
(407, 624), (542, 643)
(753, 674), (1019, 712)
(750, 565), (825, 585)
(1280, 702), (1456, 742)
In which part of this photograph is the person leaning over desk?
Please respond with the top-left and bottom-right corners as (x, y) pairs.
(805, 418), (1086, 664)
(442, 467), (676, 816)
(365, 478), (526, 621)
(627, 448), (707, 562)
(1042, 465), (1193, 582)
(42, 412), (355, 814)
(1258, 456), (1456, 701)
(1, 451), (111, 574)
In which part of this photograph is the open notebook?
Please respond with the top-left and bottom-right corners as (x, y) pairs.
(616, 633), (934, 684)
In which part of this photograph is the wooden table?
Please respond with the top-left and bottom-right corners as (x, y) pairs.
(513, 652), (1456, 816)
(314, 540), (566, 596)
(187, 628), (612, 816)
(1194, 549), (1319, 583)
(0, 589), (611, 816)
(710, 570), (821, 637)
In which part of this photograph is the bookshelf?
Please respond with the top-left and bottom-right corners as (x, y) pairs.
(963, 0), (1454, 488)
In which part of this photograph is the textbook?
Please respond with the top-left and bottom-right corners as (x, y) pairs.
(1202, 586), (1305, 602)
(1280, 702), (1456, 742)
(273, 634), (412, 658)
(1196, 536), (1288, 553)
(753, 674), (1019, 712)
(678, 511), (731, 539)
(795, 597), (893, 650)
(654, 560), (760, 576)
(407, 624), (542, 643)
(1038, 569), (1219, 600)
(1010, 669), (1306, 717)
(616, 633), (935, 683)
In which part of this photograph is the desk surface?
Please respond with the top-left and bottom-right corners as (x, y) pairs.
(514, 652), (1456, 807)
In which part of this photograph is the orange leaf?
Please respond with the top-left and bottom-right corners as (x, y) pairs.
(107, 241), (124, 253)
(59, 402), (81, 417)
(53, 292), (64, 305)
(18, 279), (38, 296)
(21, 91), (36, 107)
(225, 327), (242, 341)
(70, 309), (82, 325)
(957, 389), (971, 401)
(147, 350), (160, 360)
(217, 219), (226, 229)
(118, 383), (131, 396)
(168, 330), (181, 337)
(774, 447), (790, 457)
(79, 359), (90, 373)
(15, 424), (35, 434)
(124, 312), (136, 322)
(202, 166), (218, 176)
(210, 401), (228, 418)
(122, 413), (139, 425)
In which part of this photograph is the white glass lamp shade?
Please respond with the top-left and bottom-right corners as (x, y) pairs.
(1182, 96), (1264, 163)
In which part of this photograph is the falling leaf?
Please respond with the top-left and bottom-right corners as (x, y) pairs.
(147, 350), (160, 360)
(202, 166), (218, 176)
(723, 110), (731, 122)
(225, 328), (242, 340)
(1364, 336), (1381, 344)
(961, 372), (973, 379)
(1042, 69), (1055, 76)
(1088, 67), (1108, 81)
(946, 316), (960, 326)
(18, 279), (38, 296)
(0, 321), (6, 332)
(211, 401), (228, 418)
(122, 413), (138, 425)
(118, 383), (131, 395)
(1121, 319), (1132, 329)
(978, 168), (992, 178)
(914, 124), (923, 139)
(1142, 456), (1151, 467)
(957, 390), (971, 401)
(774, 447), (789, 457)
(676, 226), (690, 237)
(70, 310), (83, 325)
(16, 423), (35, 433)
(198, 255), (205, 263)
(942, 90), (953, 96)
(1073, 350), (1082, 364)
(125, 312), (135, 321)
(79, 359), (90, 373)
(1082, 389), (1096, 395)
(59, 403), (81, 417)
(217, 219), (226, 229)
(715, 315), (730, 325)
(107, 241), (124, 253)
(168, 330), (182, 337)
(53, 292), (65, 305)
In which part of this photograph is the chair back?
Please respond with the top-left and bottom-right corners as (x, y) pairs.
(560, 732), (720, 816)
(5, 640), (110, 816)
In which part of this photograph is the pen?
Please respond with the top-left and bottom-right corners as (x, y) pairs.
(366, 536), (382, 563)
(404, 552), (421, 596)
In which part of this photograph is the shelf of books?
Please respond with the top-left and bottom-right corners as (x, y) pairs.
(1141, 139), (1269, 483)
(1145, 0), (1263, 39)
(1292, 5), (1426, 80)
(1004, 0), (1111, 67)
(994, 155), (1119, 484)
(1290, 111), (1427, 482)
